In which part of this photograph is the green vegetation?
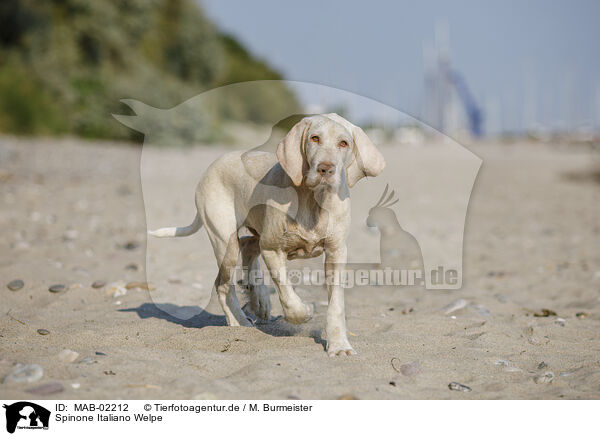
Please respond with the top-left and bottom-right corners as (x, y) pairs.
(0, 0), (300, 141)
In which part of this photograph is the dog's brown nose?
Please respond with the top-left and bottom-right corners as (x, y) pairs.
(317, 162), (335, 177)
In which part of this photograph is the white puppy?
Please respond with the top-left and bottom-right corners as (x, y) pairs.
(150, 114), (385, 356)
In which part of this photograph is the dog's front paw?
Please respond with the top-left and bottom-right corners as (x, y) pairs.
(326, 339), (356, 357)
(284, 302), (314, 325)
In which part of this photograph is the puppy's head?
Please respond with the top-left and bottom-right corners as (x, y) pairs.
(276, 114), (385, 190)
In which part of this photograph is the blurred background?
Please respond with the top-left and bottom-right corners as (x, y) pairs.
(0, 0), (599, 144)
(202, 0), (600, 143)
(0, 0), (300, 141)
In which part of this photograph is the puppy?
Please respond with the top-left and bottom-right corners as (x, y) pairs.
(150, 114), (385, 356)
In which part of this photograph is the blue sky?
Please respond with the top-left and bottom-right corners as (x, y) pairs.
(202, 0), (600, 133)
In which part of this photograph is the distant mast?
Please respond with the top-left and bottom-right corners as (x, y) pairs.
(423, 22), (483, 138)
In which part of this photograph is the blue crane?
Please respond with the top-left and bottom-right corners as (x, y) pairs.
(446, 69), (483, 137)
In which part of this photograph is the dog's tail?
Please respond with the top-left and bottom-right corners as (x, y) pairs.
(148, 213), (203, 238)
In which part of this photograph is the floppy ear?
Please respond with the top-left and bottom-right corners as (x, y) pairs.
(276, 117), (312, 186)
(324, 113), (386, 187)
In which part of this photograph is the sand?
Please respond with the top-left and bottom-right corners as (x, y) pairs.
(0, 135), (598, 399)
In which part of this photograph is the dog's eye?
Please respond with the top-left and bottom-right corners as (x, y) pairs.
(339, 140), (349, 148)
(310, 135), (320, 143)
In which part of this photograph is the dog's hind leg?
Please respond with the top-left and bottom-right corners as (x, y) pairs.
(205, 217), (251, 327)
(240, 236), (271, 321)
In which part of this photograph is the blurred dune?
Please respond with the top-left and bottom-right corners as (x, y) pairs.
(0, 0), (300, 140)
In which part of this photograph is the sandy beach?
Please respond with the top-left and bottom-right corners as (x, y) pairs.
(0, 135), (598, 399)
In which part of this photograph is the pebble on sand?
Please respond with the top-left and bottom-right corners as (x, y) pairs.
(494, 293), (508, 303)
(337, 394), (359, 400)
(122, 241), (139, 250)
(533, 372), (554, 384)
(37, 329), (50, 335)
(7, 279), (24, 291)
(494, 359), (521, 372)
(91, 280), (106, 289)
(125, 281), (156, 291)
(533, 309), (557, 317)
(399, 360), (422, 377)
(58, 349), (79, 363)
(448, 382), (472, 392)
(3, 363), (44, 384)
(468, 304), (491, 317)
(26, 382), (64, 396)
(73, 266), (90, 277)
(106, 281), (127, 298)
(48, 284), (66, 293)
(442, 299), (468, 315)
(63, 229), (79, 241)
